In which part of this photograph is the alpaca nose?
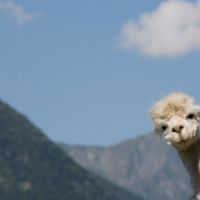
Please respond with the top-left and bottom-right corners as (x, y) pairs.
(172, 125), (184, 134)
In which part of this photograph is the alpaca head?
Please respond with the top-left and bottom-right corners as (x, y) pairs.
(150, 92), (200, 151)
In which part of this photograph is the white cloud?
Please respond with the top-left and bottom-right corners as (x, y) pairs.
(117, 0), (200, 57)
(0, 1), (43, 26)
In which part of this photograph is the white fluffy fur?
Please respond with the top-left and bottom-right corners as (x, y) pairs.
(150, 92), (200, 199)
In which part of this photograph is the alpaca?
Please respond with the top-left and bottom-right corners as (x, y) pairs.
(150, 92), (200, 200)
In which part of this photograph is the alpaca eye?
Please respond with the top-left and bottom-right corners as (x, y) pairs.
(161, 125), (167, 131)
(187, 113), (195, 119)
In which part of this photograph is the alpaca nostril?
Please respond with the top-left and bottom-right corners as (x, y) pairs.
(172, 125), (184, 133)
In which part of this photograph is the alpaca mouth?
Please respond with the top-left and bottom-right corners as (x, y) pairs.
(178, 129), (198, 143)
(176, 134), (197, 147)
(180, 136), (190, 142)
(177, 139), (189, 144)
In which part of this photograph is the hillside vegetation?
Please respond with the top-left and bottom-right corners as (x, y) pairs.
(0, 100), (145, 200)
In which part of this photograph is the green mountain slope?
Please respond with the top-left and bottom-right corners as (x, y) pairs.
(60, 133), (192, 200)
(0, 100), (145, 200)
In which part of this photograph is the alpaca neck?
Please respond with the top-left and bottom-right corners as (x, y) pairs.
(178, 138), (200, 198)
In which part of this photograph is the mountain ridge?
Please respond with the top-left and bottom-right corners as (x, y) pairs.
(60, 133), (192, 200)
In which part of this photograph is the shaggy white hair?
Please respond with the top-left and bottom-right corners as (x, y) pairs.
(150, 92), (200, 200)
(150, 92), (200, 150)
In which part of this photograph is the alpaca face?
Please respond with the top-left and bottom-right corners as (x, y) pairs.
(162, 114), (199, 150)
(150, 92), (200, 150)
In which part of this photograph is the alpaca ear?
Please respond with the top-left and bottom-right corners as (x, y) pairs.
(149, 107), (155, 120)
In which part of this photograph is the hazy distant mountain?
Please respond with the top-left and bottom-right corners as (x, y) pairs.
(60, 133), (192, 200)
(0, 100), (145, 200)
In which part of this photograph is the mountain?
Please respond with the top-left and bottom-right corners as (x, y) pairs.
(60, 133), (192, 200)
(0, 100), (145, 200)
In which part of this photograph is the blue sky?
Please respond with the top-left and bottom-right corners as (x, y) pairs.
(1, 0), (200, 145)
